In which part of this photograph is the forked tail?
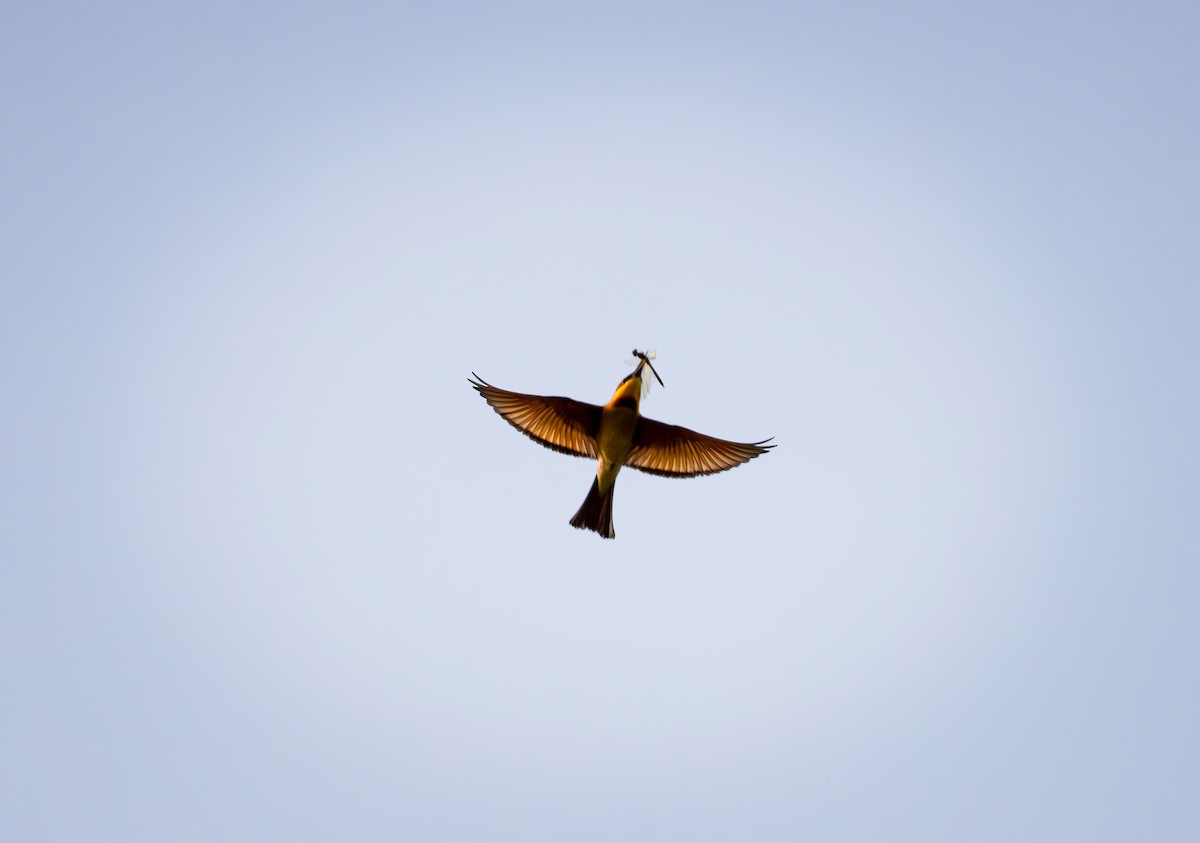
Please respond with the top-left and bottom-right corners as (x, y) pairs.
(570, 477), (616, 539)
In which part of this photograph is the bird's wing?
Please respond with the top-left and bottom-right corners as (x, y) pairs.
(470, 374), (602, 459)
(625, 416), (774, 477)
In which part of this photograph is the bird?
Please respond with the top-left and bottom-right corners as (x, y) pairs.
(469, 351), (774, 538)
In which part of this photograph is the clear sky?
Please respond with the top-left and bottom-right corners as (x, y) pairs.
(3, 2), (1197, 840)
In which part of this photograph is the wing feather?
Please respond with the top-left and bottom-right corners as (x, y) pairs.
(469, 374), (601, 459)
(626, 416), (773, 477)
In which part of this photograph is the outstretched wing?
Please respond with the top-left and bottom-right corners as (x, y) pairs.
(469, 374), (602, 459)
(625, 416), (773, 477)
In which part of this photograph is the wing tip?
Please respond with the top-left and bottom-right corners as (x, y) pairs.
(468, 372), (491, 391)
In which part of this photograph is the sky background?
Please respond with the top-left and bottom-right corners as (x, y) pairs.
(3, 1), (1198, 840)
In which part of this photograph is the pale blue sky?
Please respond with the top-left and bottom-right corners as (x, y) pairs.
(3, 2), (1198, 840)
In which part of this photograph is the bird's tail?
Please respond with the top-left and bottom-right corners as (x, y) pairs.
(570, 477), (616, 539)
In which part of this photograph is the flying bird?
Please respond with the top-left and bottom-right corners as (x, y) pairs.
(469, 351), (774, 538)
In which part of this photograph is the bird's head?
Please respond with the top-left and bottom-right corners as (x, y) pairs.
(608, 350), (664, 408)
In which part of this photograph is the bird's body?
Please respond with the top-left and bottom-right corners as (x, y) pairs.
(572, 370), (643, 537)
(596, 372), (641, 489)
(470, 352), (772, 538)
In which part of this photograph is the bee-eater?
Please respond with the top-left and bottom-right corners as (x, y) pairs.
(469, 351), (773, 538)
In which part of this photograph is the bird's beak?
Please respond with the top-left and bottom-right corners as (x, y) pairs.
(642, 356), (665, 388)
